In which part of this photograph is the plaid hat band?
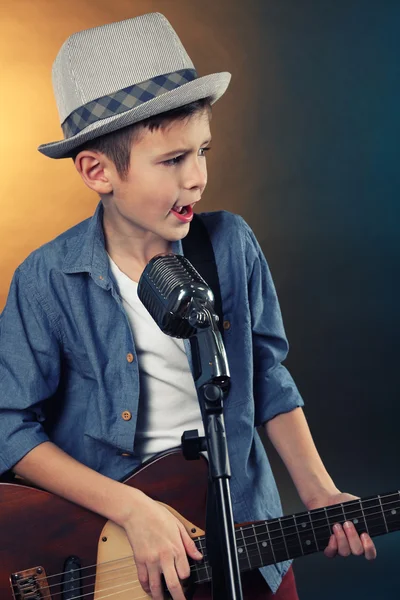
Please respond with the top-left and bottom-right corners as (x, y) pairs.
(62, 68), (198, 139)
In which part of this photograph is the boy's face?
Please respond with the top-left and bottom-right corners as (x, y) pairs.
(102, 109), (211, 244)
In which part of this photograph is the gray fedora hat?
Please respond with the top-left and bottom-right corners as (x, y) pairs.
(38, 12), (231, 159)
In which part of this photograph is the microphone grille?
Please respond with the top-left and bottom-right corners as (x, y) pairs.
(138, 254), (208, 338)
(145, 254), (206, 298)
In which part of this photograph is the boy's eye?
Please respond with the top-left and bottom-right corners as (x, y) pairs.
(163, 146), (211, 167)
(164, 155), (184, 167)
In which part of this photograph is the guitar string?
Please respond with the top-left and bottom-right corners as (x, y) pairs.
(13, 505), (399, 600)
(45, 577), (150, 600)
(20, 568), (194, 600)
(18, 496), (400, 599)
(194, 507), (400, 565)
(194, 500), (400, 563)
(236, 497), (400, 543)
(16, 497), (399, 598)
(14, 506), (400, 600)
(71, 492), (400, 600)
(20, 488), (400, 600)
(10, 490), (398, 600)
(37, 490), (400, 588)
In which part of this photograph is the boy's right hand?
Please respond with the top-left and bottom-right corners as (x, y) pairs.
(121, 488), (203, 599)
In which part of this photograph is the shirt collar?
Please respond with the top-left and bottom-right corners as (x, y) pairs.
(62, 201), (184, 289)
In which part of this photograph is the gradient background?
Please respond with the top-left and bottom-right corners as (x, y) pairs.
(1, 1), (399, 598)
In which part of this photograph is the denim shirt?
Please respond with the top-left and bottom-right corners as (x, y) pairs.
(0, 202), (304, 592)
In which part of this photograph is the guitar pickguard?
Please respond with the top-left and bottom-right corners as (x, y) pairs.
(95, 520), (141, 600)
(94, 504), (204, 600)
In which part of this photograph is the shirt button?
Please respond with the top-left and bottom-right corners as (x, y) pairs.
(126, 353), (134, 363)
(223, 320), (231, 330)
(121, 411), (132, 421)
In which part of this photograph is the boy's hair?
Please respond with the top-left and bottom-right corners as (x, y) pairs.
(71, 97), (212, 180)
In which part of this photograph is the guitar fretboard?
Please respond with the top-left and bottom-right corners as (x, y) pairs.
(191, 491), (400, 583)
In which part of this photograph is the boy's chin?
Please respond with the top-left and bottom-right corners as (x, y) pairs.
(161, 221), (191, 242)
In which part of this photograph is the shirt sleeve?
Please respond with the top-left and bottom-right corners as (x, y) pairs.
(0, 267), (61, 474)
(243, 220), (305, 425)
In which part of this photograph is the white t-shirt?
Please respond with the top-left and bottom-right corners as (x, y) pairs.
(108, 256), (205, 463)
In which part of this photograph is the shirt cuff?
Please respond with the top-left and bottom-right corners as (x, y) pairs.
(0, 419), (49, 475)
(254, 367), (305, 426)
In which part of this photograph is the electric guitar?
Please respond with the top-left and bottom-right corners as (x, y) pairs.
(0, 449), (399, 599)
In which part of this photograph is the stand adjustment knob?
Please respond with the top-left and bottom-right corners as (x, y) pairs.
(204, 384), (223, 402)
(181, 429), (207, 460)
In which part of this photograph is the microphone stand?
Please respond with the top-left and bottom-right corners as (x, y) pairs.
(181, 299), (243, 600)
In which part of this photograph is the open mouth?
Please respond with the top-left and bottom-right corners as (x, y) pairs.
(170, 203), (194, 222)
(171, 205), (189, 215)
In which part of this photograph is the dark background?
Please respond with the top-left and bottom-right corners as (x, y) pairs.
(196, 1), (400, 598)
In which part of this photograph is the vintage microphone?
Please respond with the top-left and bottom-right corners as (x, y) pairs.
(138, 253), (243, 600)
(137, 253), (230, 389)
(137, 252), (213, 337)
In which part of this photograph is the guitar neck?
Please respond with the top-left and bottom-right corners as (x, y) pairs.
(192, 490), (400, 583)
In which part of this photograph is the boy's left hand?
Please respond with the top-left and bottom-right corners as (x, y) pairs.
(306, 492), (377, 560)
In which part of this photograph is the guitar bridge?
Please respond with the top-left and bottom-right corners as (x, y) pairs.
(11, 567), (51, 600)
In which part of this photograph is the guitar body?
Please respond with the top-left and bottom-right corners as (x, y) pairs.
(0, 450), (209, 600)
(1, 448), (399, 599)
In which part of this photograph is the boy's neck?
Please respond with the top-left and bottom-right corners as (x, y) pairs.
(102, 208), (172, 283)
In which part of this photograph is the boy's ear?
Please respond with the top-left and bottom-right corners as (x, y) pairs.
(74, 150), (114, 195)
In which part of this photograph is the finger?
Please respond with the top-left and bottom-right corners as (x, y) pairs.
(361, 533), (377, 560)
(147, 563), (164, 600)
(333, 523), (352, 556)
(162, 561), (186, 600)
(179, 523), (203, 560)
(136, 562), (151, 595)
(174, 550), (191, 581)
(324, 533), (338, 558)
(342, 521), (364, 556)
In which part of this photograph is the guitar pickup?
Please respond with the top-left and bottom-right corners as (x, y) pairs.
(11, 567), (51, 600)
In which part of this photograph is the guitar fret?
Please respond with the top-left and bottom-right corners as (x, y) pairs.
(252, 521), (276, 566)
(293, 514), (305, 556)
(362, 496), (391, 537)
(193, 563), (210, 584)
(252, 524), (263, 566)
(266, 522), (277, 564)
(347, 499), (368, 534)
(340, 503), (346, 523)
(325, 503), (345, 534)
(239, 526), (252, 570)
(309, 510), (319, 551)
(311, 505), (332, 549)
(292, 511), (318, 555)
(280, 515), (303, 560)
(323, 506), (330, 533)
(278, 517), (290, 559)
(268, 519), (290, 562)
(359, 499), (371, 535)
(381, 492), (400, 533)
(377, 494), (389, 533)
(196, 537), (210, 582)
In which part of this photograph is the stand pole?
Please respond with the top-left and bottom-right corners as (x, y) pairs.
(183, 303), (243, 600)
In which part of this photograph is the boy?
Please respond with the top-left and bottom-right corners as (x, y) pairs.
(0, 12), (376, 600)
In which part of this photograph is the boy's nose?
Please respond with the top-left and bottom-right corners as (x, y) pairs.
(183, 159), (207, 192)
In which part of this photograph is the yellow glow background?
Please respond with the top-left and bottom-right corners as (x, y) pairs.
(0, 0), (258, 310)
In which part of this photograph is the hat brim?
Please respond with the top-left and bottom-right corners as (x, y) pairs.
(38, 72), (231, 159)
